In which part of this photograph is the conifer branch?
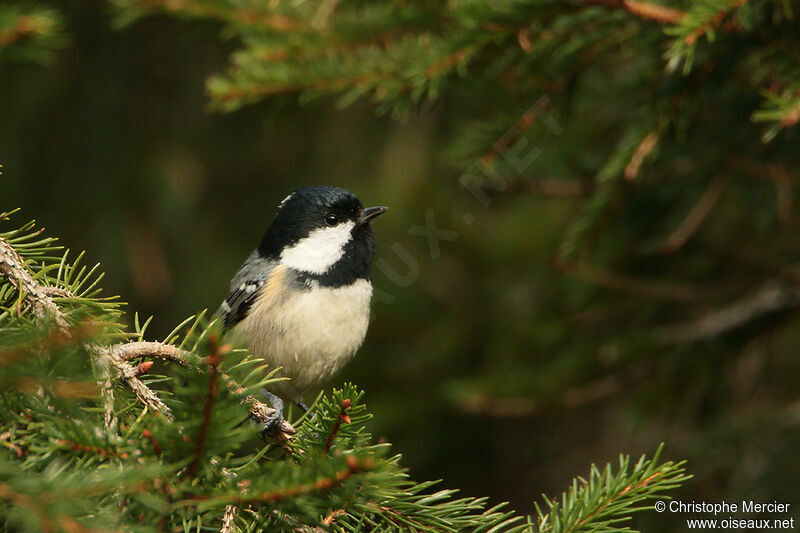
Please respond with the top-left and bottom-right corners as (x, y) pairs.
(185, 335), (227, 479)
(109, 338), (298, 439)
(142, 429), (163, 455)
(0, 430), (23, 458)
(726, 157), (795, 223)
(534, 445), (689, 533)
(0, 236), (68, 328)
(684, 0), (748, 46)
(0, 233), (176, 421)
(553, 259), (709, 302)
(322, 399), (352, 453)
(624, 112), (674, 181)
(116, 341), (189, 365)
(581, 0), (685, 24)
(57, 439), (129, 459)
(185, 455), (372, 507)
(1, 230), (300, 440)
(0, 12), (59, 46)
(96, 343), (174, 420)
(124, 0), (299, 31)
(780, 95), (800, 128)
(659, 175), (726, 253)
(654, 281), (800, 343)
(321, 508), (346, 526)
(0, 6), (65, 64)
(219, 370), (297, 442)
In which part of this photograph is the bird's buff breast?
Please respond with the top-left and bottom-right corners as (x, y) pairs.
(233, 265), (372, 396)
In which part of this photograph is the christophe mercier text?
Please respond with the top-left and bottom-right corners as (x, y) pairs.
(670, 500), (792, 515)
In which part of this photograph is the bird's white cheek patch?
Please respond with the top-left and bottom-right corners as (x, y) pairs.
(280, 222), (355, 274)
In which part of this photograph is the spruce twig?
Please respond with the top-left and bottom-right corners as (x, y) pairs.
(185, 334), (227, 479)
(581, 0), (685, 24)
(322, 399), (352, 454)
(0, 236), (68, 328)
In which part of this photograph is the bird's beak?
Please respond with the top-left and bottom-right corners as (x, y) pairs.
(358, 206), (388, 225)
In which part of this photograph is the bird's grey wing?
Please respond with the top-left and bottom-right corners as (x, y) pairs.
(215, 251), (278, 332)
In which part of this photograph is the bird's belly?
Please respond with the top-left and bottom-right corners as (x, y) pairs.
(235, 278), (373, 396)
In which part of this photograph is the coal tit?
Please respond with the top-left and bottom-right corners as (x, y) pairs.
(215, 186), (387, 429)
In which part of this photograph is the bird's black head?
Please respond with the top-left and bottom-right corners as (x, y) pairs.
(258, 186), (387, 286)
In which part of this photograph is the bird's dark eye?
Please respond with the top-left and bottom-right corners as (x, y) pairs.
(325, 214), (338, 226)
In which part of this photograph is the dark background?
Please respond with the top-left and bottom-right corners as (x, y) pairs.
(2, 2), (799, 530)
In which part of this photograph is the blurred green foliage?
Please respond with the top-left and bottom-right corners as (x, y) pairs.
(2, 1), (800, 530)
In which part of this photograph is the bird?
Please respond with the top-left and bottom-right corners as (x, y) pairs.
(215, 185), (387, 431)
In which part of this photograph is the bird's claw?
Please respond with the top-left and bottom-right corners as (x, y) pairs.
(257, 390), (286, 438)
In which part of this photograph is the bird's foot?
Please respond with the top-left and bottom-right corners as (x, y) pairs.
(257, 390), (285, 438)
(296, 400), (310, 414)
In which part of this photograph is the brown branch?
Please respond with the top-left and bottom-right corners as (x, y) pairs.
(96, 344), (174, 421)
(581, 0), (685, 24)
(57, 439), (129, 459)
(135, 0), (298, 31)
(0, 322), (97, 366)
(0, 430), (23, 458)
(321, 509), (347, 526)
(115, 341), (189, 366)
(216, 43), (474, 106)
(424, 47), (473, 78)
(0, 15), (54, 47)
(659, 175), (726, 253)
(564, 471), (664, 533)
(728, 156), (796, 224)
(142, 429), (163, 456)
(453, 365), (649, 417)
(554, 259), (707, 301)
(112, 340), (297, 443)
(17, 378), (99, 398)
(0, 236), (68, 328)
(780, 94), (800, 128)
(41, 286), (73, 298)
(0, 482), (110, 533)
(213, 74), (371, 103)
(481, 96), (554, 167)
(529, 178), (590, 197)
(185, 335), (228, 479)
(625, 130), (661, 181)
(183, 456), (370, 506)
(685, 0), (748, 46)
(654, 281), (800, 343)
(378, 505), (432, 531)
(323, 399), (352, 454)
